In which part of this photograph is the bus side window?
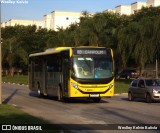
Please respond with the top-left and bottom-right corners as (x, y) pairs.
(47, 55), (60, 72)
(34, 57), (42, 72)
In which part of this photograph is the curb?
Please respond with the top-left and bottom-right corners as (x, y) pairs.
(3, 82), (29, 87)
(114, 93), (128, 96)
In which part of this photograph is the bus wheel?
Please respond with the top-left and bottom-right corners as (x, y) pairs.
(37, 85), (43, 98)
(92, 98), (101, 103)
(37, 88), (43, 98)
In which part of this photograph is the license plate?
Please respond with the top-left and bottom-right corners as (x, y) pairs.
(90, 94), (99, 97)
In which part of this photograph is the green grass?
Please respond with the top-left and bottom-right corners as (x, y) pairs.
(115, 79), (132, 94)
(0, 104), (49, 124)
(2, 75), (28, 85)
(0, 104), (65, 132)
(2, 75), (132, 94)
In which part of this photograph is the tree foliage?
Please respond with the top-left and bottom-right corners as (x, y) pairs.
(1, 6), (160, 76)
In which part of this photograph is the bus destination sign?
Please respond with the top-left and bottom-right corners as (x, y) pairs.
(74, 49), (107, 55)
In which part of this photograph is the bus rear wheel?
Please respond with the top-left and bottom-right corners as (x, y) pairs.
(37, 83), (43, 98)
(92, 98), (101, 103)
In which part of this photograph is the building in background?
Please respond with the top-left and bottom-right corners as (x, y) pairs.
(110, 0), (160, 15)
(131, 2), (147, 14)
(1, 11), (82, 31)
(147, 0), (160, 7)
(115, 5), (132, 15)
(44, 11), (82, 31)
(44, 14), (52, 30)
(1, 0), (160, 30)
(103, 9), (116, 13)
(1, 19), (44, 29)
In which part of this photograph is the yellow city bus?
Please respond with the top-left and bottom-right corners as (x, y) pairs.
(29, 46), (114, 102)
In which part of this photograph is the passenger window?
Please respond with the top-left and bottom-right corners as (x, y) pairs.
(131, 80), (138, 87)
(47, 55), (60, 72)
(138, 80), (145, 88)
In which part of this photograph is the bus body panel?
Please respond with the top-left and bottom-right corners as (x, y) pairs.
(29, 46), (114, 100)
(46, 72), (61, 96)
(69, 78), (114, 97)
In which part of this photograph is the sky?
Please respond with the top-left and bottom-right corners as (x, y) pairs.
(1, 0), (147, 22)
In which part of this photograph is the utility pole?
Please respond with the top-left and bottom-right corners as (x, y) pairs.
(156, 57), (158, 78)
(0, 1), (2, 104)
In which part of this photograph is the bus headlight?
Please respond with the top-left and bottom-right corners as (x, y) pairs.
(71, 83), (78, 90)
(109, 83), (114, 89)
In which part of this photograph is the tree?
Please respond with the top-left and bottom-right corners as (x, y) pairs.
(2, 25), (37, 76)
(116, 6), (160, 72)
(2, 36), (28, 76)
(2, 6), (160, 76)
(152, 17), (160, 60)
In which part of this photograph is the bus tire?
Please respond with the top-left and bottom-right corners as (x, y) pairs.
(37, 83), (43, 98)
(92, 98), (101, 103)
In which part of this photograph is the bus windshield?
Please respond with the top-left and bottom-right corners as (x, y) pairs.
(72, 57), (113, 79)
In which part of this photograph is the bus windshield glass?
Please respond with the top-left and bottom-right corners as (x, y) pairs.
(72, 57), (113, 79)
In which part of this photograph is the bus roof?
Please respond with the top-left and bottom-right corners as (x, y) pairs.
(29, 47), (71, 57)
(29, 46), (107, 57)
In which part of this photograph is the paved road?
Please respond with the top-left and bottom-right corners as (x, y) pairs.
(2, 83), (160, 132)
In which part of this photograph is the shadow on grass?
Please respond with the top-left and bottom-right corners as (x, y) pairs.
(3, 89), (19, 104)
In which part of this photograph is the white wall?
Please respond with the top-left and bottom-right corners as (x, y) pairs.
(115, 5), (132, 15)
(147, 0), (160, 7)
(44, 14), (52, 30)
(131, 2), (147, 14)
(50, 11), (81, 31)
